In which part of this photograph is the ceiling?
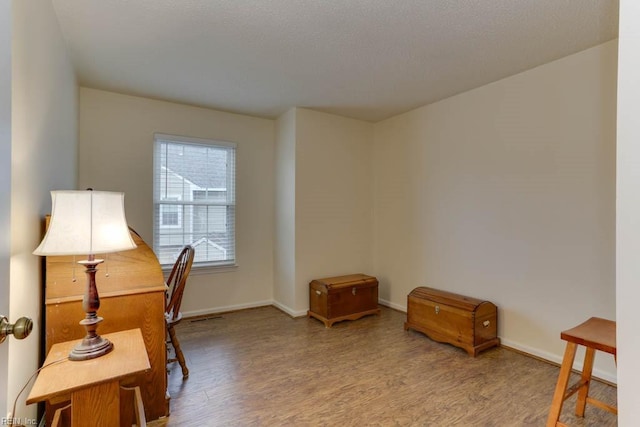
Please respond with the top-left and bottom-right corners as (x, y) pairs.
(51, 0), (619, 122)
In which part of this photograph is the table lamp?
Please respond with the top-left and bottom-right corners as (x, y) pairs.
(33, 189), (137, 361)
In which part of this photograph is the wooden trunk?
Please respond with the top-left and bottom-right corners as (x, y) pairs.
(404, 286), (499, 356)
(308, 274), (380, 327)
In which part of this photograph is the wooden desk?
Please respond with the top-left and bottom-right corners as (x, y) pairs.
(43, 225), (168, 421)
(27, 329), (150, 427)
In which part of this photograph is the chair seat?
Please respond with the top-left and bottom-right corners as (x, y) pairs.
(165, 311), (183, 326)
(560, 317), (616, 355)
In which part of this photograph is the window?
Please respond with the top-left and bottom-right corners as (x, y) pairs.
(153, 133), (236, 268)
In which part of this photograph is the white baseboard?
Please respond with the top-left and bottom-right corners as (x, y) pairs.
(500, 338), (617, 385)
(271, 300), (307, 318)
(378, 298), (406, 312)
(185, 298), (400, 320)
(183, 299), (308, 319)
(182, 300), (273, 318)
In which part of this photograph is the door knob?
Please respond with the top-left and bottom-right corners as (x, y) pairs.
(0, 315), (33, 344)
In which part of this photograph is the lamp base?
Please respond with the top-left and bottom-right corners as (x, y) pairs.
(68, 257), (114, 361)
(69, 334), (114, 361)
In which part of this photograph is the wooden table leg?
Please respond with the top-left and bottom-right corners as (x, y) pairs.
(71, 380), (120, 427)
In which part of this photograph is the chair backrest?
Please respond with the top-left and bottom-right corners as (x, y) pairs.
(165, 245), (195, 321)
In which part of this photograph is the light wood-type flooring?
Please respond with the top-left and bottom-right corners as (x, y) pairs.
(151, 306), (617, 426)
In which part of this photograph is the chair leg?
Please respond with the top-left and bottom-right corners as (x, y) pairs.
(575, 347), (595, 417)
(547, 342), (577, 427)
(168, 325), (189, 378)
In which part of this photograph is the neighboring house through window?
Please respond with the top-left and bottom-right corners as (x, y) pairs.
(153, 133), (236, 268)
(160, 196), (182, 227)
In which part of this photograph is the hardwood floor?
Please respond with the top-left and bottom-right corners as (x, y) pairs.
(152, 306), (617, 426)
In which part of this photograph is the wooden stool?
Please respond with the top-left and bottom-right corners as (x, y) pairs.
(546, 317), (617, 427)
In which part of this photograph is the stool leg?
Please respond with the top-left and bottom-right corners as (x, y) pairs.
(547, 342), (577, 427)
(575, 347), (595, 417)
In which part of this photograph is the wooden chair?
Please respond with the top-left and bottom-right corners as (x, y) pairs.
(165, 245), (195, 379)
(546, 317), (617, 427)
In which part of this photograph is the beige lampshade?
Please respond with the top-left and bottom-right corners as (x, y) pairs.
(33, 190), (137, 256)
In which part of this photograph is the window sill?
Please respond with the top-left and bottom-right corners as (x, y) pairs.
(162, 263), (238, 276)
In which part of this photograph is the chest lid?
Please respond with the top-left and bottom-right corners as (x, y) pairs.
(311, 274), (378, 291)
(409, 286), (488, 312)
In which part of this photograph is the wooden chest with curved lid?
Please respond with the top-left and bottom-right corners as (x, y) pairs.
(404, 286), (500, 356)
(308, 274), (380, 328)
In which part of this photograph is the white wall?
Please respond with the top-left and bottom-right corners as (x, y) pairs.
(373, 41), (617, 381)
(295, 108), (374, 312)
(273, 108), (297, 313)
(617, 1), (640, 422)
(9, 0), (78, 420)
(78, 88), (275, 315)
(0, 0), (11, 415)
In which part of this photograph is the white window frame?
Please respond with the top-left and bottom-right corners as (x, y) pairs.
(153, 133), (237, 271)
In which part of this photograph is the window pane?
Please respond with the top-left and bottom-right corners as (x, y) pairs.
(153, 135), (236, 267)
